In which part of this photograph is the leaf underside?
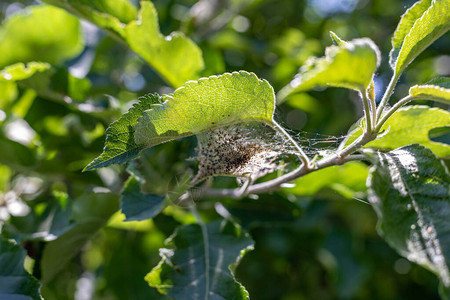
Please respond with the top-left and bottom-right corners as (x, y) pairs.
(134, 71), (276, 149)
(344, 105), (450, 159)
(390, 0), (450, 76)
(409, 77), (450, 105)
(84, 93), (161, 171)
(278, 36), (380, 101)
(368, 144), (450, 289)
(146, 219), (254, 299)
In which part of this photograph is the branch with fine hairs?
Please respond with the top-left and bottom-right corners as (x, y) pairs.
(194, 131), (376, 199)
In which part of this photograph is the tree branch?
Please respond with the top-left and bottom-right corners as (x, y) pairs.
(194, 132), (376, 199)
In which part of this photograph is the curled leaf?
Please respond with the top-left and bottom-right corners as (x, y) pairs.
(278, 36), (380, 102)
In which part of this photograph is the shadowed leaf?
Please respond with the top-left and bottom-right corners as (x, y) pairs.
(146, 219), (254, 299)
(368, 144), (450, 291)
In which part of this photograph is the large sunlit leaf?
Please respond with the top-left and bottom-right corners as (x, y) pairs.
(84, 93), (161, 171)
(135, 71), (275, 147)
(0, 238), (42, 300)
(0, 5), (84, 68)
(124, 1), (204, 87)
(367, 144), (450, 292)
(42, 0), (138, 38)
(409, 77), (450, 105)
(389, 0), (450, 76)
(41, 191), (119, 283)
(277, 36), (380, 102)
(344, 106), (450, 159)
(146, 219), (254, 299)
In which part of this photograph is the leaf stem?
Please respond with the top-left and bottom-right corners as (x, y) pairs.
(360, 89), (373, 133)
(369, 90), (377, 131)
(376, 74), (399, 121)
(272, 121), (310, 167)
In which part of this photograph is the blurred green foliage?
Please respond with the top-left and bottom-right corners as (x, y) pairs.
(0, 0), (448, 299)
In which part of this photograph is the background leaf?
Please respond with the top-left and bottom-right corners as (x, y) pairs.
(0, 62), (51, 81)
(40, 191), (119, 284)
(120, 174), (166, 222)
(344, 105), (450, 159)
(125, 1), (204, 87)
(367, 144), (450, 291)
(409, 77), (450, 105)
(84, 93), (161, 171)
(42, 0), (137, 38)
(389, 0), (450, 76)
(277, 37), (380, 102)
(0, 5), (84, 68)
(146, 219), (254, 299)
(134, 71), (275, 147)
(0, 238), (42, 300)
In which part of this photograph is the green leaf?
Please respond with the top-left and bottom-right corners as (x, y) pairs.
(0, 137), (37, 168)
(41, 191), (119, 283)
(124, 1), (204, 87)
(135, 71), (275, 147)
(344, 105), (450, 159)
(1, 62), (91, 104)
(6, 192), (75, 241)
(285, 161), (368, 199)
(42, 0), (138, 38)
(146, 219), (254, 299)
(409, 77), (450, 105)
(84, 93), (161, 171)
(0, 62), (51, 81)
(329, 31), (346, 46)
(278, 36), (380, 102)
(367, 144), (450, 290)
(0, 5), (84, 68)
(389, 0), (450, 76)
(0, 238), (42, 300)
(120, 174), (166, 221)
